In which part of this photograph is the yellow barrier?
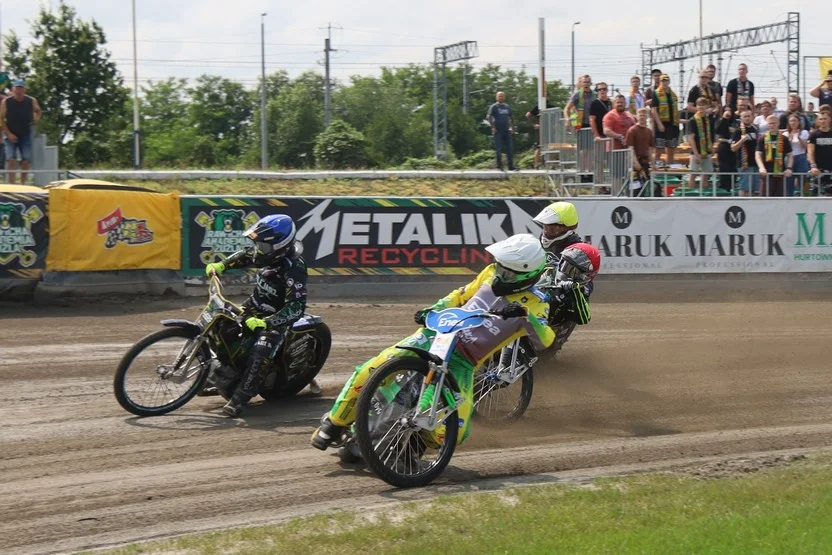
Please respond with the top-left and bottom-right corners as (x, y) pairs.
(46, 187), (181, 271)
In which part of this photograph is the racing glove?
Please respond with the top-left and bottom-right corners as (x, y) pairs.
(245, 316), (267, 332)
(414, 308), (431, 325)
(205, 262), (226, 276)
(495, 301), (527, 320)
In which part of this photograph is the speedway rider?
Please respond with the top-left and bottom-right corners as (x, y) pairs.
(203, 214), (309, 418)
(532, 201), (596, 327)
(311, 233), (600, 452)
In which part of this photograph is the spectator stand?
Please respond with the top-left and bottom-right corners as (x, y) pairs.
(539, 107), (634, 197)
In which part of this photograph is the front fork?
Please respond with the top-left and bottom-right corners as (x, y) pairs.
(413, 363), (461, 431)
(164, 335), (209, 382)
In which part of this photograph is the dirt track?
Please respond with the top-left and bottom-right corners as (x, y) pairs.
(2, 293), (832, 555)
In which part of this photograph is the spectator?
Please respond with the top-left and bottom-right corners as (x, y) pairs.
(644, 68), (663, 102)
(770, 97), (784, 117)
(714, 106), (738, 191)
(625, 75), (647, 115)
(808, 112), (832, 195)
(651, 74), (681, 166)
(806, 102), (817, 128)
(526, 98), (555, 168)
(565, 75), (595, 131)
(705, 64), (723, 106)
(686, 97), (715, 188)
(809, 71), (832, 109)
(756, 114), (793, 197)
(625, 107), (658, 196)
(1, 80), (42, 184)
(778, 94), (809, 131)
(487, 91), (515, 171)
(603, 95), (636, 150)
(754, 100), (773, 134)
(589, 82), (612, 141)
(687, 72), (717, 117)
(731, 109), (760, 196)
(783, 114), (809, 196)
(725, 64), (755, 113)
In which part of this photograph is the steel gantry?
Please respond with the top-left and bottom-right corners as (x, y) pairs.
(433, 40), (479, 160)
(641, 12), (800, 99)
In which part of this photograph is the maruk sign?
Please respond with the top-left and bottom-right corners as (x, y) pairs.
(573, 199), (832, 273)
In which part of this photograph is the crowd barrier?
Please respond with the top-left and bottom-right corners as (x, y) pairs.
(3, 181), (832, 298)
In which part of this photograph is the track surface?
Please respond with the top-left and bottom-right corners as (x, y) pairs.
(2, 294), (832, 554)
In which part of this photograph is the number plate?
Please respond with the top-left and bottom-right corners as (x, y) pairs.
(429, 332), (455, 361)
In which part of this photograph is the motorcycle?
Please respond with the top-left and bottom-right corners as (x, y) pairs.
(351, 305), (533, 488)
(470, 265), (582, 423)
(113, 274), (331, 417)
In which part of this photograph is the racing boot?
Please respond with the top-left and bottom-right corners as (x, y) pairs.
(310, 414), (345, 451)
(222, 355), (270, 418)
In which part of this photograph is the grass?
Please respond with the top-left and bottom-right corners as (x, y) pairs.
(90, 454), (832, 555)
(126, 177), (551, 197)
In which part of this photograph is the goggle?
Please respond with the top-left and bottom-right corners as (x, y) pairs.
(496, 263), (538, 283)
(253, 241), (274, 255)
(556, 257), (591, 284)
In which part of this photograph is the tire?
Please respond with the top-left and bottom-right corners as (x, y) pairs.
(261, 322), (332, 400)
(355, 357), (459, 488)
(473, 339), (535, 422)
(114, 327), (211, 417)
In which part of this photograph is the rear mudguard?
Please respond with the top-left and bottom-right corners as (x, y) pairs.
(160, 319), (201, 336)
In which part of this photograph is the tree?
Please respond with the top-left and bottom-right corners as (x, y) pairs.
(4, 1), (128, 153)
(314, 120), (367, 169)
(188, 75), (254, 161)
(266, 71), (325, 168)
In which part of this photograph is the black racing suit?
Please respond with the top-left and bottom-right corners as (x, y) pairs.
(222, 246), (308, 403)
(540, 231), (594, 327)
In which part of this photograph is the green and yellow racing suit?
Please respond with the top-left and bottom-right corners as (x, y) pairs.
(327, 263), (555, 444)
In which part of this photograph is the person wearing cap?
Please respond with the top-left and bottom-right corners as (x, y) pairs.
(1, 80), (41, 184)
(650, 74), (680, 167)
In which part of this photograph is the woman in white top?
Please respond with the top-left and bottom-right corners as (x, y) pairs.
(754, 100), (773, 134)
(783, 113), (809, 196)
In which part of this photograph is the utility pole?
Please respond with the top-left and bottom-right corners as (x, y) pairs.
(571, 22), (581, 93)
(131, 0), (140, 168)
(324, 23), (337, 127)
(260, 13), (267, 170)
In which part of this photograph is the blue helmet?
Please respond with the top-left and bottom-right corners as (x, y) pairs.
(243, 214), (297, 264)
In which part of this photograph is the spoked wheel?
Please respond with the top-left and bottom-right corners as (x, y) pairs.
(473, 340), (535, 422)
(114, 327), (211, 416)
(355, 357), (459, 488)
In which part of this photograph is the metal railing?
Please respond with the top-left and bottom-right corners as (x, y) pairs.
(635, 170), (832, 198)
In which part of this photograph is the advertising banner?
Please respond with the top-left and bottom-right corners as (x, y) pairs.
(0, 190), (48, 281)
(181, 196), (832, 277)
(47, 188), (181, 271)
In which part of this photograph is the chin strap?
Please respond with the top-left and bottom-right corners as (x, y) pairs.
(540, 230), (574, 248)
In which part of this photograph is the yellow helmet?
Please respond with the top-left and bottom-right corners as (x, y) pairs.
(533, 201), (579, 227)
(533, 202), (579, 248)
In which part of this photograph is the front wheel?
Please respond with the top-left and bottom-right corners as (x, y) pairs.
(355, 357), (459, 488)
(114, 327), (211, 417)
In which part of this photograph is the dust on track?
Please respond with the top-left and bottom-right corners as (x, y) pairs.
(2, 293), (832, 555)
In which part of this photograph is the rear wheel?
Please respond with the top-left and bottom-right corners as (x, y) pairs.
(355, 357), (459, 488)
(260, 322), (332, 400)
(473, 339), (535, 422)
(114, 327), (211, 417)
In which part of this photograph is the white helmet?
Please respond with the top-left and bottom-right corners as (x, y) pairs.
(485, 234), (547, 295)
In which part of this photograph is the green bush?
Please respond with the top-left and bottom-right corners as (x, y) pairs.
(314, 120), (368, 169)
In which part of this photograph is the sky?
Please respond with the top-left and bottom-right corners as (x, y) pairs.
(2, 0), (830, 106)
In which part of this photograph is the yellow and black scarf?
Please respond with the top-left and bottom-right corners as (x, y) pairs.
(739, 123), (749, 169)
(575, 89), (596, 129)
(764, 132), (785, 173)
(656, 86), (679, 125)
(694, 112), (713, 156)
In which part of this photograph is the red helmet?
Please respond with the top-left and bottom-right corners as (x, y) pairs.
(556, 243), (601, 285)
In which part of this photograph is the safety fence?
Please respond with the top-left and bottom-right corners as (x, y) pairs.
(635, 171), (832, 198)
